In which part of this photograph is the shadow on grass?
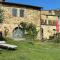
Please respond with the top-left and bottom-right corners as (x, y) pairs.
(0, 37), (6, 41)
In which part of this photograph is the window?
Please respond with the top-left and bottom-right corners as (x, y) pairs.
(12, 8), (17, 17)
(48, 20), (52, 25)
(46, 15), (48, 18)
(41, 20), (44, 25)
(53, 20), (56, 26)
(41, 20), (47, 25)
(48, 20), (56, 25)
(41, 19), (56, 26)
(20, 9), (24, 17)
(49, 10), (52, 13)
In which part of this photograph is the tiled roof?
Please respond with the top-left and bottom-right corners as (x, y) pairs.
(0, 2), (43, 10)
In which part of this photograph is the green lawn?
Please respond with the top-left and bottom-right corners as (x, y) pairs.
(0, 39), (60, 60)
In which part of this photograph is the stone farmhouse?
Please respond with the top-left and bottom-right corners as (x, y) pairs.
(0, 0), (60, 40)
(0, 0), (42, 40)
(41, 10), (60, 39)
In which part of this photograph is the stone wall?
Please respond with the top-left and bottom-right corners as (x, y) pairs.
(0, 4), (41, 40)
(41, 10), (57, 39)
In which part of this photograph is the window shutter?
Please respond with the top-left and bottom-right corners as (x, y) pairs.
(20, 9), (24, 17)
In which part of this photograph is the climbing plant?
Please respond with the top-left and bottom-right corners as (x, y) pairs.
(20, 22), (38, 40)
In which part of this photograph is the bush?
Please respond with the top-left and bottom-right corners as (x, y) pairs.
(54, 33), (60, 43)
(49, 33), (60, 43)
(20, 22), (38, 41)
(0, 36), (6, 41)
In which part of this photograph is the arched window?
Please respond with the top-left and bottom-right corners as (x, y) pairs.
(12, 27), (24, 39)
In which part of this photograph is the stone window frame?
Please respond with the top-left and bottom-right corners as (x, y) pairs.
(11, 8), (25, 17)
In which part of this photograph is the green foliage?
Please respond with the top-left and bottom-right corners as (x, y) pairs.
(0, 8), (4, 23)
(49, 33), (60, 43)
(25, 23), (38, 40)
(0, 36), (6, 41)
(20, 22), (38, 40)
(54, 33), (60, 43)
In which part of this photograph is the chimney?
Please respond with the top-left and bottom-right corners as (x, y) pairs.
(0, 0), (5, 2)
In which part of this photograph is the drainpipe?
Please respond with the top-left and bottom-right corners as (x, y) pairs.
(40, 7), (43, 40)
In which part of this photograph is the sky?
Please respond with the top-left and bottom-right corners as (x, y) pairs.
(6, 0), (60, 10)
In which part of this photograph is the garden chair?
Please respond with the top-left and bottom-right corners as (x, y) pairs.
(0, 41), (17, 50)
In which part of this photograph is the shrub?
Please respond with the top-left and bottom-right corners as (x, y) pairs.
(49, 33), (60, 43)
(20, 22), (38, 41)
(0, 36), (6, 41)
(54, 33), (60, 43)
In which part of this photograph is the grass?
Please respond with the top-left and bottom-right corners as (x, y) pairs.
(0, 39), (60, 60)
